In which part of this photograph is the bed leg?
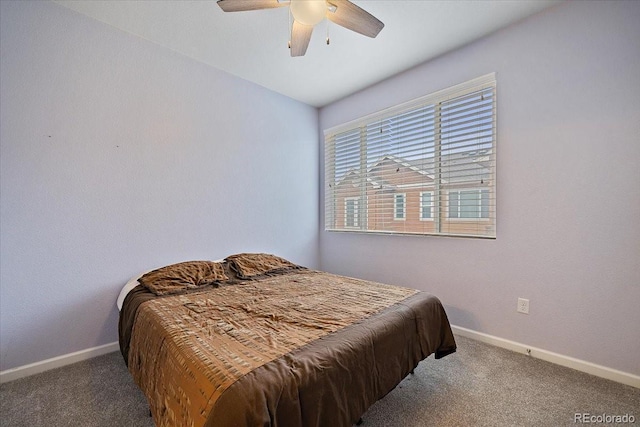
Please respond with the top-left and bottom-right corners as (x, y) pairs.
(356, 418), (363, 425)
(149, 409), (152, 417)
(411, 369), (415, 375)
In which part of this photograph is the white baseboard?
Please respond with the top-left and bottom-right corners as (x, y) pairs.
(0, 341), (119, 384)
(2, 328), (639, 389)
(451, 325), (640, 389)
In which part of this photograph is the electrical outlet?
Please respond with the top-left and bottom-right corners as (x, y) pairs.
(517, 298), (529, 314)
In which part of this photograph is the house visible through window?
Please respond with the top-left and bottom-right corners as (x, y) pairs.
(325, 74), (496, 238)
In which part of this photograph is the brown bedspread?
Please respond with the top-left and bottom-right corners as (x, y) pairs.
(120, 269), (456, 427)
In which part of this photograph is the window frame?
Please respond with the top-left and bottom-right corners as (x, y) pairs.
(419, 191), (434, 221)
(324, 73), (496, 239)
(394, 193), (406, 221)
(344, 197), (360, 228)
(447, 189), (491, 221)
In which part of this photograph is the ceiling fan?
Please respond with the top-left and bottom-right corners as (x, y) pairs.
(217, 0), (384, 57)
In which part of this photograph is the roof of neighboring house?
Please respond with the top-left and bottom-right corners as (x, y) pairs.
(334, 151), (491, 190)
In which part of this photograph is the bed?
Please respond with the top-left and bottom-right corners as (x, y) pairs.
(118, 253), (456, 427)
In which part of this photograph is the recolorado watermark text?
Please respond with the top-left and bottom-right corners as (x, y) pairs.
(574, 413), (635, 424)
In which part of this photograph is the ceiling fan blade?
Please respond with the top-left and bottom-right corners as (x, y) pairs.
(217, 0), (287, 12)
(326, 0), (384, 38)
(290, 20), (313, 57)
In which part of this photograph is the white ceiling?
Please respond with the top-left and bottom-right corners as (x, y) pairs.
(54, 0), (560, 107)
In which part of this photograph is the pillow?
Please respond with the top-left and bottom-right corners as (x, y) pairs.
(225, 253), (299, 279)
(138, 261), (228, 296)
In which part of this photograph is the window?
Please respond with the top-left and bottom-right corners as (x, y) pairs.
(345, 197), (359, 228)
(449, 189), (490, 219)
(325, 74), (496, 238)
(420, 192), (433, 220)
(394, 193), (406, 220)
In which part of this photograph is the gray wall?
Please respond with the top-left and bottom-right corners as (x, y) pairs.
(0, 1), (319, 371)
(319, 1), (640, 375)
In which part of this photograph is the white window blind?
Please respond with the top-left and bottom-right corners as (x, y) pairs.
(324, 74), (496, 238)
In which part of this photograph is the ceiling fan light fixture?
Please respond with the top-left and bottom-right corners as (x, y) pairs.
(290, 0), (327, 26)
(217, 0), (383, 57)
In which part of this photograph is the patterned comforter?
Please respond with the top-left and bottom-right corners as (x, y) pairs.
(119, 266), (456, 427)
